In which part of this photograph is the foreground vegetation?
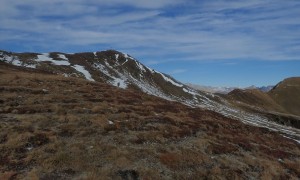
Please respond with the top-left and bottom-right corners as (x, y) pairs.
(0, 63), (299, 179)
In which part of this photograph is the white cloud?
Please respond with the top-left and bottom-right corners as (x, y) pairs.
(0, 0), (299, 62)
(169, 69), (187, 75)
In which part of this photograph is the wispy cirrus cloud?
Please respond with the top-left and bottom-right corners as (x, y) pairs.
(169, 69), (187, 75)
(0, 0), (299, 64)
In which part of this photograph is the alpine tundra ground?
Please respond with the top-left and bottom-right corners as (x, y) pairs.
(0, 63), (300, 179)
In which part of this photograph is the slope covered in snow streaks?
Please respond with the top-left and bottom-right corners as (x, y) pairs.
(0, 49), (299, 143)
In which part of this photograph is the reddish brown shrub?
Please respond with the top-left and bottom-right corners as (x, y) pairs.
(259, 146), (293, 159)
(209, 143), (238, 154)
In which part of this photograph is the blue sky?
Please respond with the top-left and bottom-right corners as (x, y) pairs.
(0, 0), (300, 87)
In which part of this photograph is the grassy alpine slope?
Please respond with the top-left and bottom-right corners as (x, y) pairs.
(225, 78), (300, 129)
(0, 63), (300, 179)
(268, 77), (300, 116)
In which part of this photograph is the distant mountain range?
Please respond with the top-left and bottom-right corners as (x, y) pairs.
(249, 85), (274, 92)
(186, 84), (274, 94)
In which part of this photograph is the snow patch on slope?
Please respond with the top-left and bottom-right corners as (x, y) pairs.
(189, 92), (300, 143)
(156, 71), (183, 87)
(0, 53), (15, 62)
(58, 54), (68, 60)
(146, 66), (155, 73)
(112, 77), (127, 89)
(72, 65), (94, 81)
(11, 58), (22, 66)
(104, 61), (128, 89)
(183, 88), (197, 96)
(24, 64), (37, 68)
(36, 53), (52, 61)
(135, 61), (146, 72)
(36, 53), (70, 66)
(123, 53), (134, 60)
(0, 53), (37, 68)
(93, 62), (128, 89)
(115, 54), (119, 60)
(121, 58), (128, 65)
(127, 73), (173, 101)
(93, 63), (110, 77)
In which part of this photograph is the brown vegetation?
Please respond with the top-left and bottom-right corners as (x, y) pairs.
(0, 63), (300, 179)
(226, 86), (300, 129)
(268, 77), (300, 116)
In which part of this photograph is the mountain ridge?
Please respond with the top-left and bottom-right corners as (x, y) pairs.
(225, 77), (300, 117)
(1, 49), (300, 141)
(186, 83), (274, 94)
(268, 77), (300, 116)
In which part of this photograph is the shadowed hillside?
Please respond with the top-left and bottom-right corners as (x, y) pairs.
(1, 63), (300, 179)
(225, 77), (300, 128)
(268, 77), (300, 116)
(227, 89), (285, 113)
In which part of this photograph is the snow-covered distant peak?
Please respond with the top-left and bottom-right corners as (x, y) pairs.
(186, 83), (237, 94)
(245, 85), (274, 92)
